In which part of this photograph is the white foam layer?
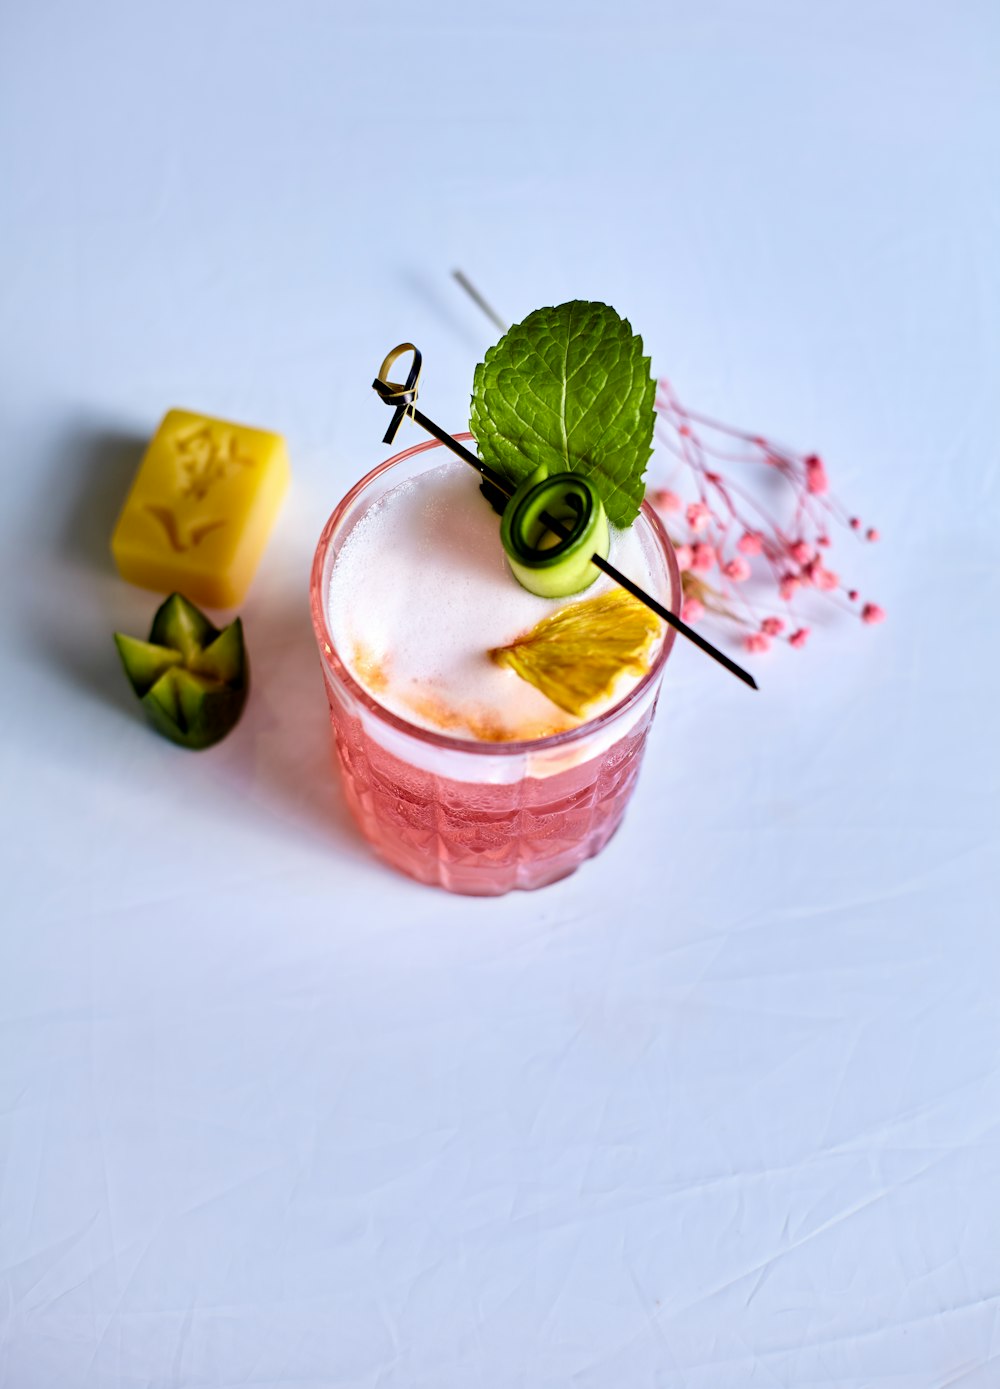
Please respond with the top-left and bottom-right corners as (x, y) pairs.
(326, 460), (669, 743)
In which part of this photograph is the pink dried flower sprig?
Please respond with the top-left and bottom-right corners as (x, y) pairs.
(650, 378), (885, 654)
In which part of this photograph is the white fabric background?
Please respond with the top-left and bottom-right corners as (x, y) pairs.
(2, 2), (998, 1385)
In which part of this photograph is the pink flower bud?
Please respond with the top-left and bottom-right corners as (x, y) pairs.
(652, 488), (682, 512)
(673, 544), (694, 571)
(690, 542), (716, 573)
(848, 589), (859, 602)
(686, 501), (711, 533)
(745, 633), (771, 654)
(779, 575), (799, 601)
(805, 455), (828, 494)
(789, 628), (810, 649)
(815, 568), (839, 592)
(761, 617), (785, 636)
(849, 517), (861, 530)
(681, 597), (705, 623)
(817, 535), (831, 548)
(723, 557), (751, 583)
(790, 540), (813, 565)
(737, 531), (763, 556)
(862, 602), (886, 624)
(866, 528), (880, 542)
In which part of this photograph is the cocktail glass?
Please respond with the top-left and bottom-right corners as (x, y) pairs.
(309, 434), (680, 896)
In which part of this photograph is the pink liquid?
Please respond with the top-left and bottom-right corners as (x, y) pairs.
(324, 695), (658, 896)
(310, 434), (679, 896)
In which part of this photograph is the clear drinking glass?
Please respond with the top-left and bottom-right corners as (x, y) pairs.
(309, 434), (680, 896)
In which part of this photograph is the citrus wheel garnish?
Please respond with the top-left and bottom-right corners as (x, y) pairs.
(488, 588), (662, 718)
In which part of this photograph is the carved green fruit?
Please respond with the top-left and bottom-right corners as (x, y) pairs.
(114, 593), (249, 749)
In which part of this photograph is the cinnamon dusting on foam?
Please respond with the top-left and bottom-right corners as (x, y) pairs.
(402, 689), (574, 742)
(327, 460), (667, 743)
(352, 642), (389, 694)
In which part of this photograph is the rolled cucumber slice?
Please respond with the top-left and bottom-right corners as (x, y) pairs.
(500, 470), (610, 598)
(115, 594), (249, 750)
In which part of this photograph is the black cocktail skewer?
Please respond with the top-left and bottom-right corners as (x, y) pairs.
(373, 343), (758, 692)
(452, 270), (507, 335)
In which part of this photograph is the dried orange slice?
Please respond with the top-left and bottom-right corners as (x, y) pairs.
(489, 588), (662, 718)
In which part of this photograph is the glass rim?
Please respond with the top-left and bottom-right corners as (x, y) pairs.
(309, 432), (681, 758)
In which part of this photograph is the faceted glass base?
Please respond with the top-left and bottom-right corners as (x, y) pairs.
(325, 701), (656, 896)
(310, 433), (679, 896)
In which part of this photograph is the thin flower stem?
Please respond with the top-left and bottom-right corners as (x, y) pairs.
(652, 378), (883, 652)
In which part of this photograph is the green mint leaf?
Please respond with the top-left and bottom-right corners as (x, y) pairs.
(470, 301), (655, 528)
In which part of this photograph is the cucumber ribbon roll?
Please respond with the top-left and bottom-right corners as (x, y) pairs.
(499, 468), (610, 598)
